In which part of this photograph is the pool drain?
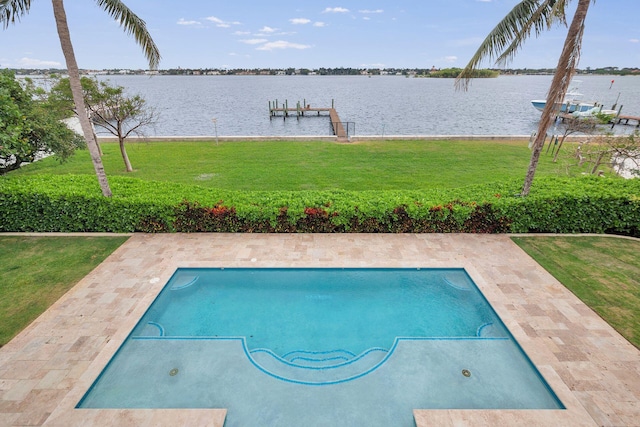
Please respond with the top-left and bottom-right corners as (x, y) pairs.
(169, 368), (179, 376)
(462, 369), (471, 377)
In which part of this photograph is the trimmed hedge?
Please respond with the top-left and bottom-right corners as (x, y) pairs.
(0, 174), (638, 236)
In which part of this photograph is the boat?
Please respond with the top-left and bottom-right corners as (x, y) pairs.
(530, 80), (606, 113)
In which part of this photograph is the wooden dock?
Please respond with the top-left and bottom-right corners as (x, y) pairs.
(557, 111), (640, 128)
(614, 114), (640, 127)
(269, 99), (350, 140)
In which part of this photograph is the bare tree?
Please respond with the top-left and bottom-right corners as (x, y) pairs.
(572, 132), (640, 177)
(87, 81), (158, 172)
(552, 116), (598, 162)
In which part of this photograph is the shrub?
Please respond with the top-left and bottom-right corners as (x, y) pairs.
(0, 174), (638, 236)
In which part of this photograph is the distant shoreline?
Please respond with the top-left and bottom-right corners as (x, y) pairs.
(8, 67), (639, 78)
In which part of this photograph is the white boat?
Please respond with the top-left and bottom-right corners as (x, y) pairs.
(530, 80), (604, 113)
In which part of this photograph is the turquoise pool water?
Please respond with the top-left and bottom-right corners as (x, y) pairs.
(78, 268), (563, 426)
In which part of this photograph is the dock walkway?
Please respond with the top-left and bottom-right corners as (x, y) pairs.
(328, 109), (347, 140)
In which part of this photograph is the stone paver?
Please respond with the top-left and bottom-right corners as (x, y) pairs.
(1, 234), (638, 426)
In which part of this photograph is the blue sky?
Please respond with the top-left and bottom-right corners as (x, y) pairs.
(1, 0), (639, 70)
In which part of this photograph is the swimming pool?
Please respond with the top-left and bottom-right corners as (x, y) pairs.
(78, 268), (563, 426)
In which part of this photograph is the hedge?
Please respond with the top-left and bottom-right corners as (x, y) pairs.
(0, 174), (638, 236)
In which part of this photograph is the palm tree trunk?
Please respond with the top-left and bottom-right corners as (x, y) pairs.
(521, 0), (591, 196)
(51, 0), (112, 197)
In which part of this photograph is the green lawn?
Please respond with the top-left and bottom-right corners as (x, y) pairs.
(11, 139), (581, 190)
(0, 236), (129, 346)
(512, 236), (640, 349)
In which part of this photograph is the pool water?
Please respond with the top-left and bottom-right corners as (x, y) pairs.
(78, 268), (563, 426)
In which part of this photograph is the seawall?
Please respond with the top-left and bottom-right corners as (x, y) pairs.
(97, 135), (540, 142)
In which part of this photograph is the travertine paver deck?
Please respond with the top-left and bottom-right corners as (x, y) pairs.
(1, 234), (638, 426)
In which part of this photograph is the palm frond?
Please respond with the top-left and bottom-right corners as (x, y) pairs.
(0, 0), (31, 29)
(495, 0), (570, 65)
(550, 0), (569, 26)
(95, 0), (161, 69)
(455, 0), (567, 90)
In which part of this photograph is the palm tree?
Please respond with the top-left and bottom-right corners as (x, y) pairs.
(1, 0), (160, 197)
(456, 0), (593, 196)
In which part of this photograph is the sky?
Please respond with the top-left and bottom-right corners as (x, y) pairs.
(1, 0), (639, 70)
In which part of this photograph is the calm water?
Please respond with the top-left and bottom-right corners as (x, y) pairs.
(98, 74), (640, 137)
(79, 268), (562, 427)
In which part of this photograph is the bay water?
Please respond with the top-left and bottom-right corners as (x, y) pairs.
(98, 74), (640, 137)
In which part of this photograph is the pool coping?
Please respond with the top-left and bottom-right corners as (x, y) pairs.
(1, 233), (639, 426)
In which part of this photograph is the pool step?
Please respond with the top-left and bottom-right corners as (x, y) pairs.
(250, 347), (389, 385)
(283, 349), (356, 367)
(170, 275), (199, 291)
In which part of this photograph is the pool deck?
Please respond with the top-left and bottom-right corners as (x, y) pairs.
(1, 233), (638, 427)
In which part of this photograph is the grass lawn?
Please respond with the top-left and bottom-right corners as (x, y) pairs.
(10, 139), (583, 191)
(512, 236), (640, 349)
(0, 236), (129, 346)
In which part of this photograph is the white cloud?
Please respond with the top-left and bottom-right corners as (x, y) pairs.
(630, 38), (640, 43)
(323, 7), (349, 13)
(17, 57), (62, 68)
(444, 56), (458, 63)
(359, 9), (383, 14)
(363, 17), (370, 21)
(259, 26), (277, 33)
(256, 40), (312, 51)
(234, 31), (251, 35)
(206, 16), (224, 24)
(206, 16), (240, 28)
(313, 22), (327, 27)
(177, 18), (201, 26)
(290, 18), (311, 25)
(240, 38), (269, 45)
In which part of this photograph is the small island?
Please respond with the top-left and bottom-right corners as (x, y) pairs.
(419, 68), (500, 78)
